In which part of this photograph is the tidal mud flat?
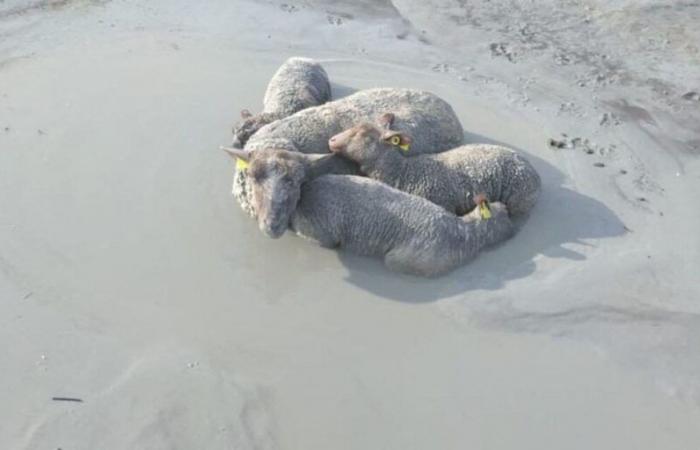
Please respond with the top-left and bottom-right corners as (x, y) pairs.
(1, 1), (700, 449)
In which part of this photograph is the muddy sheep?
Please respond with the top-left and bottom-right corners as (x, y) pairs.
(249, 172), (514, 277)
(231, 57), (332, 148)
(231, 88), (464, 218)
(328, 121), (541, 217)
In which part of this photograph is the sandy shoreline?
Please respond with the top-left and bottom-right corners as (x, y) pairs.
(2, 1), (700, 449)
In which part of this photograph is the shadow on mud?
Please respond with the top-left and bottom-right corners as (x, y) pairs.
(336, 131), (627, 303)
(330, 82), (357, 100)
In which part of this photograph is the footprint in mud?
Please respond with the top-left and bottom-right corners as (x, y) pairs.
(279, 3), (299, 13)
(556, 101), (584, 117)
(547, 134), (615, 156)
(681, 91), (700, 102)
(599, 112), (621, 126)
(326, 14), (345, 25)
(431, 63), (454, 73)
(553, 52), (575, 66)
(489, 42), (518, 63)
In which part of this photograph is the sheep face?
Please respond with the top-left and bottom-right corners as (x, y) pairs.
(328, 123), (411, 163)
(246, 149), (307, 238)
(231, 110), (269, 148)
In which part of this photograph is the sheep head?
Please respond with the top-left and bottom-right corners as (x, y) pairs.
(223, 146), (308, 239)
(327, 117), (411, 164)
(231, 109), (272, 148)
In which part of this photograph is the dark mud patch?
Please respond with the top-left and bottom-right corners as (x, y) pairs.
(489, 42), (517, 62)
(279, 3), (300, 13)
(682, 91), (700, 102)
(548, 134), (616, 156)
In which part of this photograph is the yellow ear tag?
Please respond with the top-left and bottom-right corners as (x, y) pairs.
(389, 135), (410, 152)
(236, 158), (249, 170)
(479, 200), (492, 220)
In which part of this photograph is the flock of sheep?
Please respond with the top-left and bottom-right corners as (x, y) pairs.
(222, 58), (541, 277)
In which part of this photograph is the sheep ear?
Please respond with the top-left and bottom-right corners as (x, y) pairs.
(378, 112), (395, 129)
(240, 109), (252, 119)
(220, 146), (250, 161)
(300, 153), (331, 164)
(382, 130), (412, 152)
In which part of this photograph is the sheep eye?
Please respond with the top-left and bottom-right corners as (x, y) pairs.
(250, 169), (265, 181)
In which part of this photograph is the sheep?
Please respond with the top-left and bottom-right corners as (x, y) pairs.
(328, 122), (541, 217)
(231, 57), (332, 148)
(223, 147), (357, 234)
(232, 88), (465, 218)
(285, 174), (514, 277)
(243, 88), (463, 154)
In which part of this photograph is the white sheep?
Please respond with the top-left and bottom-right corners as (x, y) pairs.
(232, 88), (464, 218)
(231, 57), (331, 148)
(289, 174), (514, 277)
(329, 121), (541, 216)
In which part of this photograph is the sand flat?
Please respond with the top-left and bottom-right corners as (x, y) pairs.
(2, 1), (700, 449)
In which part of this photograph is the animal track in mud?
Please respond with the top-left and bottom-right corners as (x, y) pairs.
(553, 52), (575, 66)
(682, 91), (700, 102)
(556, 101), (585, 118)
(429, 63), (475, 85)
(489, 42), (517, 62)
(599, 112), (621, 127)
(576, 66), (626, 88)
(431, 63), (456, 73)
(279, 3), (299, 13)
(548, 133), (616, 157)
(326, 14), (343, 25)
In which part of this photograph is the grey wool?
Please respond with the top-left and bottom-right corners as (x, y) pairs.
(329, 123), (541, 216)
(233, 88), (465, 218)
(244, 88), (464, 155)
(223, 148), (357, 236)
(290, 175), (515, 278)
(231, 57), (331, 147)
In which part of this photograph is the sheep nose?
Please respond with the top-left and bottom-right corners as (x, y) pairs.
(328, 136), (341, 151)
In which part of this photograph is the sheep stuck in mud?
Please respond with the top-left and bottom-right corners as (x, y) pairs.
(231, 57), (332, 148)
(243, 88), (463, 155)
(233, 88), (465, 218)
(328, 121), (541, 217)
(273, 174), (514, 277)
(223, 147), (356, 237)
